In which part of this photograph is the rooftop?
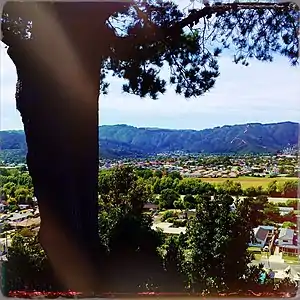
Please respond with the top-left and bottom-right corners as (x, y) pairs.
(279, 228), (294, 239)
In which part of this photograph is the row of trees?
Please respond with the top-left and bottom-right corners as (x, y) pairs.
(0, 165), (297, 211)
(111, 167), (299, 227)
(0, 166), (297, 216)
(5, 166), (298, 294)
(135, 168), (298, 198)
(159, 192), (297, 228)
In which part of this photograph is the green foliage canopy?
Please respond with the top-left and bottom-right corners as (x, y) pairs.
(1, 1), (298, 100)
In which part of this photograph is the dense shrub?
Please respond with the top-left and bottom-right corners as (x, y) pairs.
(172, 219), (187, 227)
(4, 234), (63, 292)
(161, 210), (179, 222)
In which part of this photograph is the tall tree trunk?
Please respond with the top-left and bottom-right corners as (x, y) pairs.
(4, 2), (112, 293)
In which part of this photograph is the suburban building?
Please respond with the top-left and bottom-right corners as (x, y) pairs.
(278, 228), (294, 246)
(278, 207), (294, 216)
(249, 226), (270, 248)
(261, 225), (275, 232)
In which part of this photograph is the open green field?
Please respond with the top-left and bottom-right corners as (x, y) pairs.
(201, 176), (299, 189)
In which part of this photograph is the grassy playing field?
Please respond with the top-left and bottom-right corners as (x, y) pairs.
(201, 176), (299, 189)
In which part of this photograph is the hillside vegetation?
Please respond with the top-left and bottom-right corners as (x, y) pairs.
(0, 121), (298, 161)
(100, 122), (298, 157)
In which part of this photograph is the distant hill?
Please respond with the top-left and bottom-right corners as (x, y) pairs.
(0, 130), (27, 164)
(99, 138), (144, 159)
(0, 121), (298, 162)
(99, 122), (299, 157)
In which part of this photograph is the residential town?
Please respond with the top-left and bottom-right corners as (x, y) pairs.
(1, 195), (300, 282)
(100, 153), (298, 179)
(0, 153), (300, 292)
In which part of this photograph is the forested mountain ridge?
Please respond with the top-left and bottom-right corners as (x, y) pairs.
(0, 121), (298, 161)
(100, 121), (299, 157)
(0, 130), (27, 163)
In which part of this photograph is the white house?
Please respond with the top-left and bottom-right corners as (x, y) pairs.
(278, 228), (294, 246)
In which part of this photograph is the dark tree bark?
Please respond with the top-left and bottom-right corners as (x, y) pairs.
(2, 1), (127, 293)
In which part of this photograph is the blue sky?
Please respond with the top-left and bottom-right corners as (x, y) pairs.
(1, 39), (299, 131)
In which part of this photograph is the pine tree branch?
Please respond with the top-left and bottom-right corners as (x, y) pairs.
(109, 1), (296, 60)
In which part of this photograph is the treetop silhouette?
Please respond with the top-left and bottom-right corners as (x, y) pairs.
(2, 0), (299, 99)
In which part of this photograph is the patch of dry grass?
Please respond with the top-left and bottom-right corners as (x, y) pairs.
(201, 176), (298, 189)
